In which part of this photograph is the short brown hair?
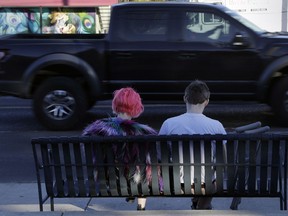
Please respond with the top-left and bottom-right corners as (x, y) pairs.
(184, 80), (210, 104)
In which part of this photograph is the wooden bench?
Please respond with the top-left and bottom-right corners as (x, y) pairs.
(31, 133), (288, 211)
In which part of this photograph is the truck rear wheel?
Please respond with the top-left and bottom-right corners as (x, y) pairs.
(271, 77), (288, 126)
(33, 77), (87, 130)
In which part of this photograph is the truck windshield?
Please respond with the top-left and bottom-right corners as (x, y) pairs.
(224, 9), (265, 34)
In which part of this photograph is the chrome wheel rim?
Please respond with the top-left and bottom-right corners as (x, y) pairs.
(43, 90), (75, 120)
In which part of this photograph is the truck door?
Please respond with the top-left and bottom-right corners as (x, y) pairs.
(176, 10), (263, 100)
(108, 9), (187, 99)
(108, 7), (262, 100)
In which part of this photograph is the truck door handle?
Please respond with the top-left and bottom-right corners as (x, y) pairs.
(178, 53), (196, 60)
(115, 52), (132, 59)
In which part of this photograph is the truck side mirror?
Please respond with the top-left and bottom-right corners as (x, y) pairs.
(232, 33), (250, 47)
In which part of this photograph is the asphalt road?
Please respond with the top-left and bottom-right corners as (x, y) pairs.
(0, 96), (276, 130)
(0, 96), (287, 183)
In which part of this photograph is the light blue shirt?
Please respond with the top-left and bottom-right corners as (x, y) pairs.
(159, 112), (226, 184)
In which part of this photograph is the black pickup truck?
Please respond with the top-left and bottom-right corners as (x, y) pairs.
(1, 2), (288, 130)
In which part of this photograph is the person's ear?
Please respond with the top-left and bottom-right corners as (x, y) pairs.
(204, 99), (209, 106)
(183, 95), (187, 103)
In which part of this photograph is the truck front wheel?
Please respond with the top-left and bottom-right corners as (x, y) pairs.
(33, 77), (87, 130)
(271, 77), (288, 126)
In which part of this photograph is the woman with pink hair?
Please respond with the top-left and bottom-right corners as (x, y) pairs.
(82, 87), (159, 210)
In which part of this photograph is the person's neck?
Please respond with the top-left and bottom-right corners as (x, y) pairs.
(186, 103), (205, 114)
(117, 113), (132, 120)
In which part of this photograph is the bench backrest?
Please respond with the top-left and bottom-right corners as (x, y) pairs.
(32, 134), (288, 199)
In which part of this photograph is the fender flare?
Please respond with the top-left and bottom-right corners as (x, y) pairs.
(21, 53), (101, 98)
(257, 55), (288, 101)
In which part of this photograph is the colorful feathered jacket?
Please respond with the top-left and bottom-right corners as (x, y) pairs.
(82, 117), (159, 188)
(83, 117), (157, 137)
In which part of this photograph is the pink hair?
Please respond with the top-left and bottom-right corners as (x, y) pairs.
(112, 87), (144, 118)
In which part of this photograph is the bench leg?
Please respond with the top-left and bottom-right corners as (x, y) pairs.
(84, 198), (93, 211)
(230, 197), (241, 210)
(39, 202), (43, 211)
(50, 197), (54, 211)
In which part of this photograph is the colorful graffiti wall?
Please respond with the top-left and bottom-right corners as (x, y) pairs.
(0, 7), (98, 34)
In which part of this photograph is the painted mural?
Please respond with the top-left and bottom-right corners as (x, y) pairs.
(0, 7), (97, 35)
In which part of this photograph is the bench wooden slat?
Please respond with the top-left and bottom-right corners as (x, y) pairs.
(105, 142), (120, 196)
(171, 140), (181, 195)
(40, 144), (54, 196)
(135, 142), (146, 196)
(94, 142), (109, 196)
(51, 144), (64, 197)
(248, 140), (257, 193)
(215, 139), (224, 193)
(150, 141), (160, 195)
(129, 142), (147, 196)
(61, 143), (77, 196)
(129, 142), (138, 196)
(126, 142), (137, 196)
(260, 139), (269, 193)
(73, 142), (87, 196)
(139, 141), (151, 196)
(237, 139), (246, 193)
(182, 140), (192, 195)
(82, 142), (97, 196)
(193, 140), (202, 195)
(270, 140), (280, 193)
(160, 140), (172, 195)
(204, 139), (213, 195)
(226, 140), (236, 193)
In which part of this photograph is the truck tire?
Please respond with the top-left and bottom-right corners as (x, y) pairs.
(271, 77), (288, 126)
(33, 77), (87, 130)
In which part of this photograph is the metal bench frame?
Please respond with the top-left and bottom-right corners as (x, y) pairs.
(32, 133), (288, 211)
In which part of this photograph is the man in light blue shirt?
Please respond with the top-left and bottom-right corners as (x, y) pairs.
(159, 80), (226, 209)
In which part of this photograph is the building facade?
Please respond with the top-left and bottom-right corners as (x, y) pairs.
(0, 0), (117, 6)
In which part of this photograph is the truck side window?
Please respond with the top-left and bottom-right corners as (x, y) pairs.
(117, 11), (168, 41)
(0, 7), (100, 35)
(0, 8), (41, 34)
(184, 11), (237, 43)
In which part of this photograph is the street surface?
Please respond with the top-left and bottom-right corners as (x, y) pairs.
(0, 96), (287, 183)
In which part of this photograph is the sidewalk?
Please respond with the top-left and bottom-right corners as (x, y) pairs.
(0, 183), (286, 216)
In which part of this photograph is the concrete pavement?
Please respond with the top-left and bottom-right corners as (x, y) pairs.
(0, 183), (287, 216)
